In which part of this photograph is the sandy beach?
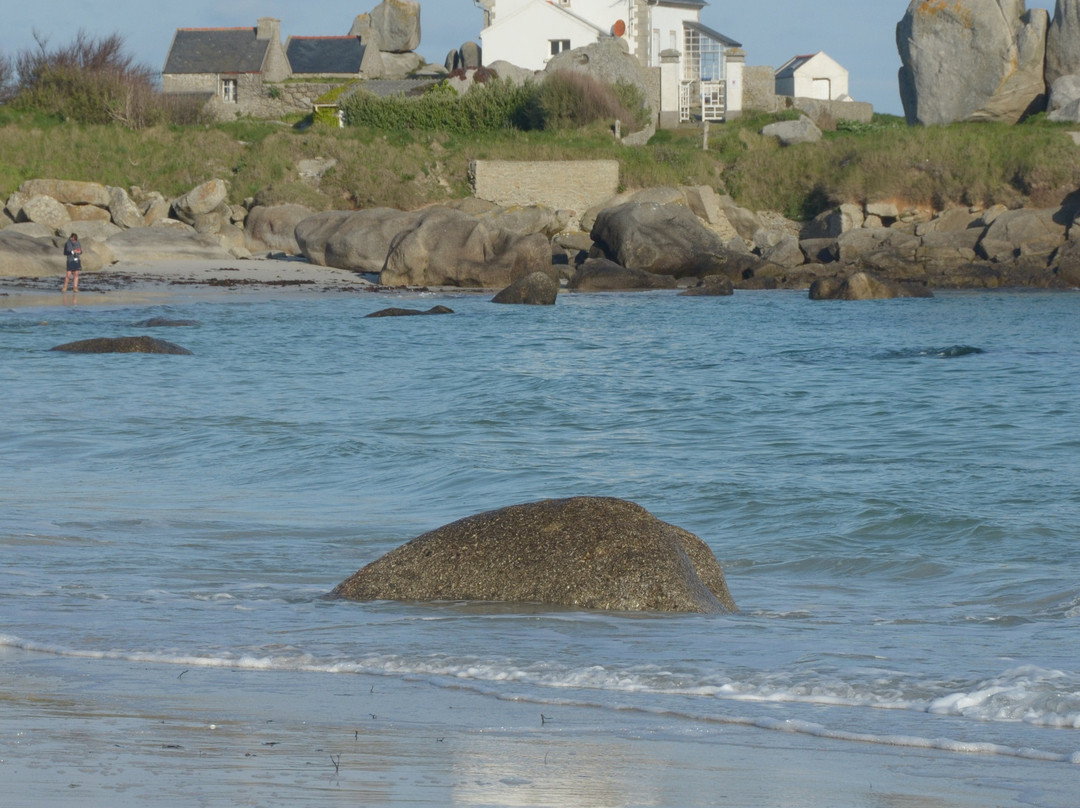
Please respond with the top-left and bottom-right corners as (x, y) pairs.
(0, 256), (397, 310)
(4, 645), (1074, 808)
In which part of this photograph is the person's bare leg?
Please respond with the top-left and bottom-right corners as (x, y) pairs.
(62, 270), (70, 293)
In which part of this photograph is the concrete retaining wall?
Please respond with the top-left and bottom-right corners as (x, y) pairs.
(470, 160), (620, 229)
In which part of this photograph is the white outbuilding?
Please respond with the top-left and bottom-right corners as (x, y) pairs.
(775, 51), (850, 101)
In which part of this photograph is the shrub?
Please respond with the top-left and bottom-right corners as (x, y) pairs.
(0, 49), (13, 103)
(8, 30), (202, 128)
(534, 71), (645, 130)
(341, 78), (539, 133)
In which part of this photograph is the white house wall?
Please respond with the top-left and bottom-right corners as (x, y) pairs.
(779, 53), (849, 101)
(646, 5), (698, 66)
(481, 4), (607, 71)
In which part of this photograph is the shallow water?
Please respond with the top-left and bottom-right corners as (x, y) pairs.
(2, 289), (1079, 799)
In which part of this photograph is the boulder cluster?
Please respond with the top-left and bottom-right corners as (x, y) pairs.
(1, 178), (248, 274)
(898, 0), (1080, 124)
(5, 175), (1079, 300)
(347, 0), (427, 80)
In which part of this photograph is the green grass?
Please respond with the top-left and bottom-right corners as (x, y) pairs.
(3, 111), (1079, 221)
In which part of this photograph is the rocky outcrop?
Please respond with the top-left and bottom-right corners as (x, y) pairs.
(331, 497), (737, 614)
(297, 206), (551, 288)
(1047, 74), (1080, 121)
(978, 207), (1069, 261)
(809, 271), (933, 300)
(567, 257), (678, 291)
(104, 227), (235, 263)
(897, 0), (1049, 125)
(591, 203), (728, 277)
(544, 38), (649, 98)
(50, 336), (193, 354)
(491, 271), (559, 304)
(351, 0), (421, 53)
(295, 208), (416, 272)
(680, 275), (735, 296)
(380, 207), (550, 288)
(244, 204), (313, 254)
(1046, 0), (1080, 87)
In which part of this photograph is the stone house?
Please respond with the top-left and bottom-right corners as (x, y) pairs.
(775, 51), (850, 101)
(476, 0), (743, 121)
(161, 18), (291, 117)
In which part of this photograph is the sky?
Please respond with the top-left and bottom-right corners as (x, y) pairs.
(0, 1), (1061, 116)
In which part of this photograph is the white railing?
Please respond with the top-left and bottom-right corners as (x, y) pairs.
(701, 81), (725, 122)
(680, 80), (726, 123)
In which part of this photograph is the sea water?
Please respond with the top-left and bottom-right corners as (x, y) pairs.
(2, 290), (1079, 789)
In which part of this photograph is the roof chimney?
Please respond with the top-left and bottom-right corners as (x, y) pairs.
(256, 17), (281, 41)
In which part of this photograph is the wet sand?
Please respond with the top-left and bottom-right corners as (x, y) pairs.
(2, 646), (1076, 808)
(0, 257), (386, 309)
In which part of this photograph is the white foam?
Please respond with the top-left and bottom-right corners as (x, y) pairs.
(3, 634), (1078, 765)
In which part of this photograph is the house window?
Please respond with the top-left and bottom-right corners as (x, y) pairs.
(221, 78), (238, 103)
(683, 27), (724, 82)
(550, 39), (571, 56)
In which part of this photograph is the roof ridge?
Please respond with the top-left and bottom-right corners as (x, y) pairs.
(178, 27), (255, 32)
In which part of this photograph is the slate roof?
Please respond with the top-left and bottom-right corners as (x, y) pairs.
(684, 21), (742, 50)
(163, 28), (270, 74)
(287, 36), (367, 74)
(776, 53), (820, 80)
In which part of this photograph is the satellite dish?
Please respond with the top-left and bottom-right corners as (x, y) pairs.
(612, 19), (626, 38)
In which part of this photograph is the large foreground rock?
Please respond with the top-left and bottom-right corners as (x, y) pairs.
(591, 203), (727, 277)
(332, 497), (737, 613)
(897, 0), (1049, 125)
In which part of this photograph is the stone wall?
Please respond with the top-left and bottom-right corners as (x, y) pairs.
(741, 64), (874, 123)
(196, 80), (343, 122)
(742, 66), (780, 113)
(470, 160), (620, 229)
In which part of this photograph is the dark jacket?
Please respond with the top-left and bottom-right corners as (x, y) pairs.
(64, 239), (83, 271)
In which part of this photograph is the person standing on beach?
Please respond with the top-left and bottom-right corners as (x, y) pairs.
(63, 233), (82, 293)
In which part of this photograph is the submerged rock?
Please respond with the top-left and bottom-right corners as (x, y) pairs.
(130, 318), (202, 327)
(50, 336), (193, 354)
(364, 305), (454, 318)
(332, 496), (737, 614)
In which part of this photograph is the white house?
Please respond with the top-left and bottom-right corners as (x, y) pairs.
(775, 51), (850, 101)
(475, 0), (743, 121)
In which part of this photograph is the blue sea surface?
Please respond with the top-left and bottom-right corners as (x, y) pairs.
(2, 289), (1079, 796)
